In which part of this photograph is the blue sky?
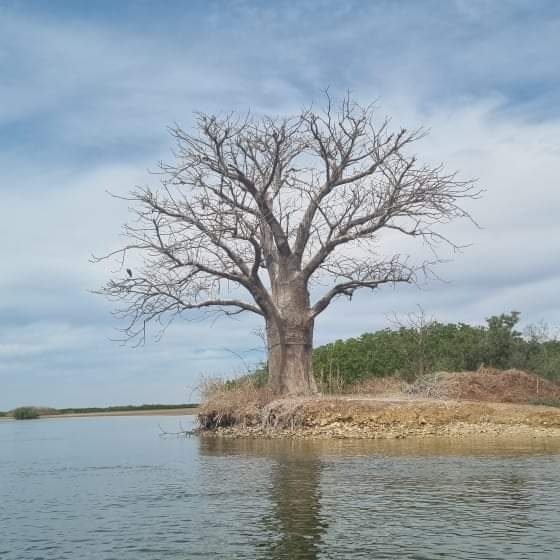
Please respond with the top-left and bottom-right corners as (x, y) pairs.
(1, 0), (560, 408)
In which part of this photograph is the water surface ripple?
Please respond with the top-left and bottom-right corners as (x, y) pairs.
(1, 416), (560, 559)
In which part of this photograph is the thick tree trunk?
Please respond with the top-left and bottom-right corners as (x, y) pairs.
(266, 279), (317, 396)
(267, 319), (316, 395)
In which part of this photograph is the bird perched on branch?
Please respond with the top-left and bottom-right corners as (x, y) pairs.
(126, 268), (132, 278)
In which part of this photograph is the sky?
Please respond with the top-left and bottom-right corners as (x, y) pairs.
(1, 0), (560, 409)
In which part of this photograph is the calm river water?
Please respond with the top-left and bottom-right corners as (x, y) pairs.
(1, 415), (560, 559)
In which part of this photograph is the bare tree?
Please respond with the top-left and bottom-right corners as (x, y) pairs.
(388, 305), (437, 380)
(95, 95), (479, 396)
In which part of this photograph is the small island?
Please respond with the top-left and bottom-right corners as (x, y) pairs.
(196, 313), (560, 440)
(197, 368), (560, 440)
(91, 96), (560, 448)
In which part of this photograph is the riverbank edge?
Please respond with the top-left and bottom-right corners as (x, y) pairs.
(197, 397), (560, 440)
(200, 422), (560, 440)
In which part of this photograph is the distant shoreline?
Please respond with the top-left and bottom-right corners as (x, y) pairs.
(0, 406), (198, 420)
(43, 407), (199, 418)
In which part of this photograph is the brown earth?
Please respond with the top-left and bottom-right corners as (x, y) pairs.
(202, 397), (560, 439)
(404, 368), (560, 403)
(198, 369), (560, 440)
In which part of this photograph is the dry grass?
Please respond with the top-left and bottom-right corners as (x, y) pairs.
(315, 367), (346, 394)
(404, 368), (560, 403)
(197, 377), (274, 429)
(348, 375), (405, 396)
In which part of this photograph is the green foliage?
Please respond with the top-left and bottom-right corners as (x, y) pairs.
(56, 403), (198, 414)
(529, 398), (560, 408)
(483, 311), (523, 369)
(221, 312), (559, 393)
(312, 311), (560, 388)
(0, 411), (7, 417)
(5, 404), (197, 419)
(13, 407), (40, 420)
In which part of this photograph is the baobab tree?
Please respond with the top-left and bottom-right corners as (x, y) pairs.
(97, 95), (479, 396)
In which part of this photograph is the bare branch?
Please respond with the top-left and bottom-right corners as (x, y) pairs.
(96, 93), (479, 375)
(310, 256), (418, 318)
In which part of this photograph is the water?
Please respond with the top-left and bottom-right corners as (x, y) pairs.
(1, 416), (560, 559)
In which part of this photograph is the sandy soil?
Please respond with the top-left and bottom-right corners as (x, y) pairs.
(201, 396), (560, 440)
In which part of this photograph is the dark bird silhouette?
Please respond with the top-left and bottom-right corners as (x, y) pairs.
(126, 268), (132, 278)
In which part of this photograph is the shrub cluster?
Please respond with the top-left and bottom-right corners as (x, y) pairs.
(236, 312), (560, 392)
(56, 403), (197, 414)
(13, 407), (40, 420)
(313, 312), (560, 388)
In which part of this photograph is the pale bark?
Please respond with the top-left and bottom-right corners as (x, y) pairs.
(266, 317), (316, 396)
(267, 274), (317, 395)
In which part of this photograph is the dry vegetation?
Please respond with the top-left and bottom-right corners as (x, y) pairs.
(198, 377), (274, 429)
(400, 368), (560, 402)
(197, 368), (560, 439)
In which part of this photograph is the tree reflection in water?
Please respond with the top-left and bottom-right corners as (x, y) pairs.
(199, 438), (326, 559)
(197, 436), (560, 559)
(264, 450), (326, 559)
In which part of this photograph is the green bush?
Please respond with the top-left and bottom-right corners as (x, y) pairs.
(222, 311), (559, 393)
(529, 398), (560, 408)
(311, 311), (560, 387)
(56, 403), (197, 414)
(13, 407), (40, 420)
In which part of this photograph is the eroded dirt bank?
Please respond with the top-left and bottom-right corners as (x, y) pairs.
(199, 397), (560, 439)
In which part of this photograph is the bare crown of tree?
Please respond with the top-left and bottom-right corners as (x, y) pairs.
(95, 94), (479, 395)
